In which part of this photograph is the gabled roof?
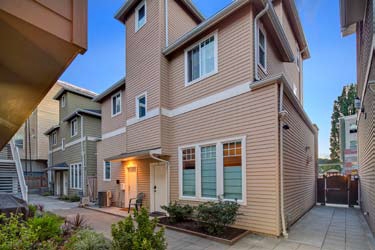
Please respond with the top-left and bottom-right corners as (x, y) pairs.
(62, 109), (102, 122)
(115, 0), (205, 24)
(44, 125), (60, 135)
(93, 77), (126, 103)
(54, 80), (98, 100)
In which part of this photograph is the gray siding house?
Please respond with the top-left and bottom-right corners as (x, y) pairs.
(45, 82), (101, 199)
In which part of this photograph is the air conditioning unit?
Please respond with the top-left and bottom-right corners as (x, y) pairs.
(106, 191), (112, 207)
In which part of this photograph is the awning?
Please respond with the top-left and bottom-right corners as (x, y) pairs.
(45, 162), (69, 171)
(105, 148), (167, 162)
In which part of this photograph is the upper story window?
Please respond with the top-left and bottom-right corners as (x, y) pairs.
(62, 138), (65, 151)
(136, 93), (147, 119)
(135, 0), (146, 32)
(71, 119), (78, 137)
(112, 92), (122, 117)
(258, 26), (267, 71)
(51, 131), (57, 145)
(185, 32), (218, 86)
(61, 95), (66, 108)
(104, 161), (111, 181)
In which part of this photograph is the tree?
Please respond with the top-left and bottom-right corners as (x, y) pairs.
(329, 84), (357, 160)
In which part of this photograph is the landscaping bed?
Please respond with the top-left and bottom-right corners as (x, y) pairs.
(158, 217), (248, 245)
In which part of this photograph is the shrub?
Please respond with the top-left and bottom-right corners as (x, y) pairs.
(195, 197), (241, 235)
(69, 195), (81, 202)
(28, 204), (37, 218)
(161, 202), (194, 223)
(68, 213), (88, 231)
(111, 208), (166, 250)
(65, 229), (111, 250)
(42, 191), (52, 196)
(27, 212), (64, 242)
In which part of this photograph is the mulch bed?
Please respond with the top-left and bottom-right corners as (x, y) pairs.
(158, 217), (248, 244)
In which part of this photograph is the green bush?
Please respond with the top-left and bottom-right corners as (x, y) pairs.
(27, 212), (64, 242)
(195, 198), (241, 235)
(65, 229), (111, 250)
(69, 195), (81, 202)
(111, 208), (166, 250)
(161, 202), (194, 223)
(28, 204), (37, 218)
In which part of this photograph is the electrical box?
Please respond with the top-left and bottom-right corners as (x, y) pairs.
(120, 183), (126, 190)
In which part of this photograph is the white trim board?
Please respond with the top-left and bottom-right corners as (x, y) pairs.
(49, 136), (99, 154)
(127, 107), (159, 126)
(102, 127), (126, 140)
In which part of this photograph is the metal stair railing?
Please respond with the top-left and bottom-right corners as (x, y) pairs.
(9, 139), (28, 202)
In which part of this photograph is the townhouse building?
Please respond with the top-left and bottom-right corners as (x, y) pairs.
(96, 0), (318, 236)
(340, 0), (375, 235)
(45, 82), (101, 199)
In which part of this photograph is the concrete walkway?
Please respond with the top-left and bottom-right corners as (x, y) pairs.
(29, 195), (375, 249)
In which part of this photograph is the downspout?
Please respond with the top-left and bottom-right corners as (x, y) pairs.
(254, 2), (269, 81)
(279, 82), (288, 238)
(149, 151), (170, 208)
(165, 0), (169, 47)
(77, 113), (85, 196)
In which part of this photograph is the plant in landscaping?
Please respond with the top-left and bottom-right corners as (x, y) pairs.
(161, 202), (194, 223)
(27, 212), (64, 242)
(65, 229), (111, 250)
(69, 195), (81, 202)
(111, 208), (167, 250)
(68, 213), (88, 230)
(195, 197), (241, 235)
(28, 204), (37, 218)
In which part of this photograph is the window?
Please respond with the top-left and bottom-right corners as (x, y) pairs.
(136, 93), (147, 118)
(70, 163), (82, 189)
(135, 0), (146, 32)
(182, 147), (196, 197)
(104, 161), (111, 181)
(71, 119), (78, 137)
(15, 133), (24, 148)
(179, 137), (245, 203)
(185, 33), (218, 85)
(350, 140), (357, 150)
(112, 92), (122, 117)
(62, 138), (65, 151)
(201, 145), (216, 198)
(258, 26), (267, 71)
(51, 132), (57, 145)
(61, 95), (66, 108)
(223, 141), (242, 200)
(349, 124), (357, 133)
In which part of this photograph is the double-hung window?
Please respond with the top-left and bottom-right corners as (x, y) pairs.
(112, 92), (122, 117)
(135, 0), (146, 32)
(136, 93), (147, 119)
(185, 33), (218, 85)
(180, 137), (245, 203)
(61, 95), (66, 108)
(51, 132), (57, 145)
(104, 161), (111, 181)
(71, 119), (78, 137)
(70, 163), (82, 189)
(258, 26), (267, 71)
(61, 138), (65, 151)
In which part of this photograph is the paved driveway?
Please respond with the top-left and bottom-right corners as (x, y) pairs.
(30, 195), (375, 249)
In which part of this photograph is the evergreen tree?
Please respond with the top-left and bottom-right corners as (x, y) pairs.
(329, 84), (357, 160)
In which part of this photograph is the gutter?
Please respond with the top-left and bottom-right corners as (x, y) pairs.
(254, 2), (270, 81)
(77, 113), (86, 196)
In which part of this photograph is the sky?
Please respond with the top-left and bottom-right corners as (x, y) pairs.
(61, 0), (357, 158)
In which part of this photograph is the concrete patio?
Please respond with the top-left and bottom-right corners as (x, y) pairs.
(29, 195), (375, 249)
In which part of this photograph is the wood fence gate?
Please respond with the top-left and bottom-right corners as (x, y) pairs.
(317, 175), (359, 206)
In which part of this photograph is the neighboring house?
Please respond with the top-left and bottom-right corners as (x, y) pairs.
(96, 0), (318, 236)
(0, 0), (87, 149)
(340, 0), (375, 235)
(338, 114), (358, 176)
(45, 82), (101, 199)
(12, 83), (62, 193)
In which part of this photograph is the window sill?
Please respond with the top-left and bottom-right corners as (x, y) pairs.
(179, 196), (246, 205)
(258, 63), (267, 75)
(111, 112), (122, 118)
(70, 188), (83, 190)
(103, 179), (111, 182)
(185, 70), (218, 87)
(135, 23), (146, 33)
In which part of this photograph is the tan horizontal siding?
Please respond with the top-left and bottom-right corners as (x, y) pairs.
(167, 84), (280, 236)
(101, 88), (126, 134)
(126, 116), (161, 152)
(282, 93), (316, 228)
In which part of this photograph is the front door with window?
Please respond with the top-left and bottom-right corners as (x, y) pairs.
(150, 163), (168, 213)
(126, 167), (138, 206)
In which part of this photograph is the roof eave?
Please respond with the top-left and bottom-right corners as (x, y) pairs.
(63, 109), (102, 122)
(44, 125), (60, 135)
(93, 77), (126, 103)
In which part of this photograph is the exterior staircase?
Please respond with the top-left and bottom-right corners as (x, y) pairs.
(0, 141), (28, 202)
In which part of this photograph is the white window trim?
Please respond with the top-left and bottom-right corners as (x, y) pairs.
(111, 91), (122, 118)
(135, 92), (147, 119)
(135, 0), (147, 32)
(258, 25), (267, 73)
(52, 131), (57, 145)
(61, 95), (66, 108)
(70, 162), (83, 190)
(178, 136), (247, 205)
(103, 161), (111, 181)
(71, 119), (78, 137)
(61, 138), (65, 151)
(184, 31), (219, 87)
(296, 46), (300, 72)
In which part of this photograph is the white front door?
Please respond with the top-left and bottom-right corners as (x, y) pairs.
(63, 171), (68, 196)
(55, 172), (61, 196)
(126, 167), (138, 206)
(150, 163), (168, 212)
